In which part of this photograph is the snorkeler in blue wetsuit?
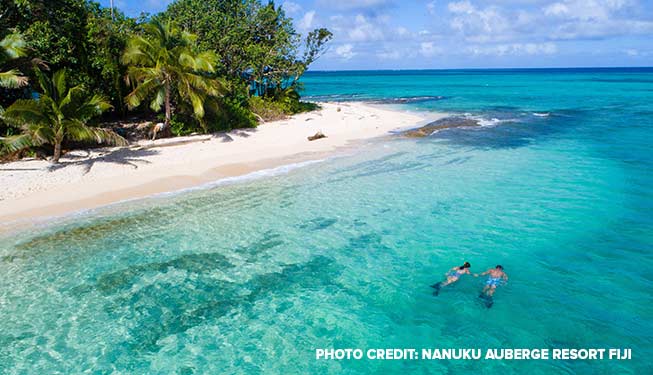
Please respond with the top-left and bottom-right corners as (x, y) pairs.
(431, 262), (471, 296)
(474, 265), (508, 307)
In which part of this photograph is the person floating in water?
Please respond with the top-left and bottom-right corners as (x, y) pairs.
(431, 262), (471, 296)
(475, 265), (508, 308)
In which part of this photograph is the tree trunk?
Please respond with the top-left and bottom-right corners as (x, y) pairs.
(165, 80), (172, 127)
(52, 139), (62, 163)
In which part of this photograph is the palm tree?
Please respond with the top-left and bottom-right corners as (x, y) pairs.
(2, 69), (127, 162)
(122, 20), (222, 132)
(0, 33), (28, 89)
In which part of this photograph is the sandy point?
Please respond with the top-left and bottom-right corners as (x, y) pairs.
(0, 102), (443, 229)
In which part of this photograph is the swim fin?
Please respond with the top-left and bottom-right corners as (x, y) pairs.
(431, 282), (442, 296)
(478, 293), (493, 308)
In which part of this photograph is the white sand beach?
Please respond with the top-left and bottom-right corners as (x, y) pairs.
(0, 102), (437, 224)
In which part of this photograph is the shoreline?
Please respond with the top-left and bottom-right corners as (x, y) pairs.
(0, 102), (441, 230)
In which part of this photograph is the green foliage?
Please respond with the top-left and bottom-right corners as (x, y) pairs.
(0, 1), (137, 109)
(221, 96), (257, 129)
(1, 69), (126, 162)
(0, 33), (28, 88)
(303, 28), (333, 68)
(162, 0), (332, 97)
(249, 96), (286, 121)
(122, 19), (223, 129)
(1, 0), (328, 154)
(168, 115), (196, 137)
(249, 87), (320, 122)
(85, 3), (137, 112)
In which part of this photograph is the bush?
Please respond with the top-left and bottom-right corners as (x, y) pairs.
(249, 87), (320, 122)
(216, 97), (257, 130)
(249, 96), (287, 122)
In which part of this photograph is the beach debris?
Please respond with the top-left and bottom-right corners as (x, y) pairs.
(308, 131), (327, 141)
(136, 122), (152, 131)
(151, 122), (166, 140)
(337, 107), (341, 112)
(402, 117), (480, 137)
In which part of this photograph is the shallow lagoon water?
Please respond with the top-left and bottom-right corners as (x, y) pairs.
(1, 69), (652, 374)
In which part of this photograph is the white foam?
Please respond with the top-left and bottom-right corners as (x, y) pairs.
(154, 158), (326, 197)
(477, 117), (504, 127)
(533, 112), (550, 117)
(0, 158), (328, 235)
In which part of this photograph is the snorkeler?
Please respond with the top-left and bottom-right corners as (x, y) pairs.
(476, 265), (508, 298)
(431, 262), (471, 296)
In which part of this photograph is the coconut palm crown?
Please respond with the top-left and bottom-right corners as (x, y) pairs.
(2, 69), (127, 162)
(122, 20), (222, 129)
(0, 33), (28, 89)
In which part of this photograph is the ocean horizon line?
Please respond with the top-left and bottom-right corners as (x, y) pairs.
(306, 66), (653, 73)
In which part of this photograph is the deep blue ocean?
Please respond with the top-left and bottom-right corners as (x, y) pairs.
(1, 68), (651, 374)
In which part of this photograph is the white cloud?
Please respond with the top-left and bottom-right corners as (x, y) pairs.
(468, 43), (558, 56)
(544, 0), (629, 21)
(544, 3), (569, 17)
(420, 42), (442, 57)
(318, 0), (393, 11)
(447, 1), (510, 42)
(377, 49), (401, 60)
(298, 11), (316, 31)
(539, 0), (653, 40)
(448, 1), (474, 14)
(283, 1), (302, 15)
(427, 1), (437, 15)
(396, 27), (410, 38)
(348, 14), (385, 42)
(335, 44), (356, 59)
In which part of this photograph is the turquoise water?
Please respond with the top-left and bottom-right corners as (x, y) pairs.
(1, 68), (652, 374)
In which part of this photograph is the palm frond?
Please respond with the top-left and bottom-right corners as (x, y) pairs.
(151, 87), (165, 112)
(29, 124), (56, 145)
(59, 84), (86, 112)
(188, 91), (205, 118)
(0, 33), (26, 61)
(52, 70), (67, 101)
(2, 99), (50, 128)
(1, 133), (33, 152)
(72, 94), (113, 121)
(194, 51), (219, 72)
(64, 120), (127, 146)
(33, 68), (54, 98)
(125, 78), (160, 110)
(0, 69), (28, 88)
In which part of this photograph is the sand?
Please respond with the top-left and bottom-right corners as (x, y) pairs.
(0, 102), (439, 226)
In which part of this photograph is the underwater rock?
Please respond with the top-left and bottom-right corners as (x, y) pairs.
(402, 117), (480, 137)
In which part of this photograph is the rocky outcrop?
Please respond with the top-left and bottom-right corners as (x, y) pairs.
(402, 117), (480, 137)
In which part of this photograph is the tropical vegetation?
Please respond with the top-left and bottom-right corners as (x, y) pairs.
(0, 0), (331, 162)
(2, 69), (126, 162)
(0, 32), (27, 89)
(122, 20), (223, 132)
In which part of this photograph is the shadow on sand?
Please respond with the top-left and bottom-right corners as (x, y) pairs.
(47, 147), (160, 174)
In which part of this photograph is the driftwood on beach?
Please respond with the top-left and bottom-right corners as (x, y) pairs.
(401, 117), (480, 137)
(308, 131), (327, 141)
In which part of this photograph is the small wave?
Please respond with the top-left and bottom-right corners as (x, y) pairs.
(370, 95), (446, 104)
(476, 117), (504, 127)
(2, 159), (328, 232)
(155, 159), (327, 197)
(303, 93), (366, 102)
(463, 115), (517, 127)
(533, 112), (550, 117)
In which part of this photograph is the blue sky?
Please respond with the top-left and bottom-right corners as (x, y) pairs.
(100, 0), (653, 70)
